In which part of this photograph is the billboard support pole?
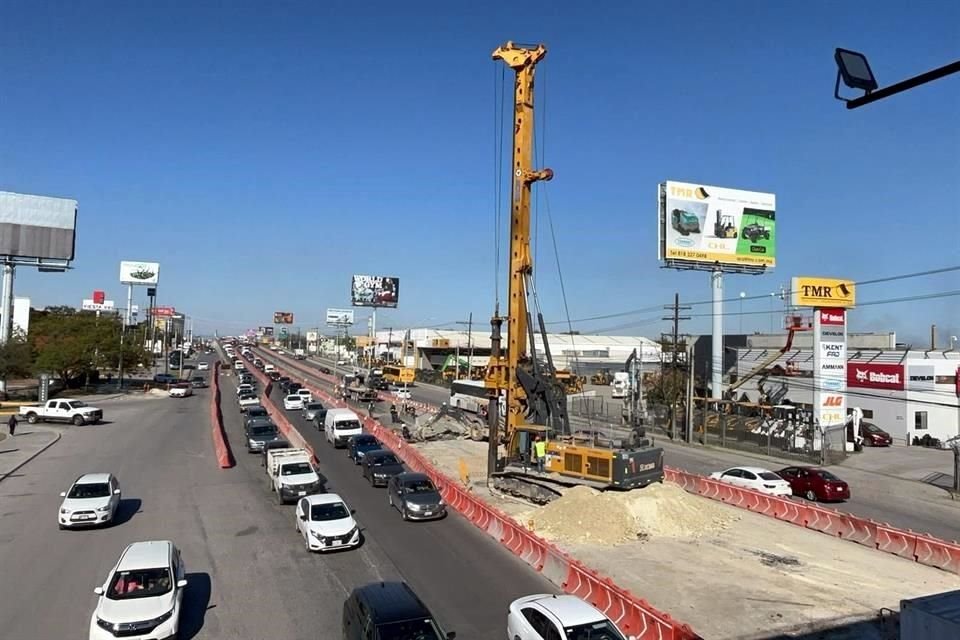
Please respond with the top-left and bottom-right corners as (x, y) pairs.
(125, 284), (133, 328)
(371, 307), (377, 367)
(711, 268), (724, 400)
(0, 262), (14, 395)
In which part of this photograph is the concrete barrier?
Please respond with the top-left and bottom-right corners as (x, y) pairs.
(209, 362), (234, 469)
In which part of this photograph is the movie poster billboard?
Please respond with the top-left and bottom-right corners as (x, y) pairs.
(351, 275), (400, 308)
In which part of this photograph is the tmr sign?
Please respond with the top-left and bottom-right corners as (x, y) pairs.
(791, 277), (856, 309)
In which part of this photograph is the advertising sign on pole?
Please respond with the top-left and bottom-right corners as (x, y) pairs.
(258, 326), (275, 336)
(82, 299), (116, 312)
(0, 191), (78, 261)
(306, 330), (319, 342)
(813, 308), (847, 433)
(93, 290), (105, 304)
(273, 311), (294, 324)
(351, 275), (400, 308)
(150, 306), (176, 317)
(326, 308), (355, 325)
(119, 261), (161, 285)
(791, 277), (856, 308)
(659, 181), (776, 270)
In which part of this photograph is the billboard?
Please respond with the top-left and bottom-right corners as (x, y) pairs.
(848, 362), (904, 390)
(352, 275), (400, 307)
(326, 308), (355, 325)
(150, 306), (176, 317)
(13, 297), (30, 335)
(0, 191), (78, 261)
(82, 299), (115, 312)
(659, 181), (776, 269)
(274, 311), (294, 324)
(791, 277), (856, 308)
(306, 331), (319, 342)
(258, 326), (275, 336)
(120, 261), (160, 286)
(813, 308), (847, 429)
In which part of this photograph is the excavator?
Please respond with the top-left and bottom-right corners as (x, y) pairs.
(483, 42), (664, 504)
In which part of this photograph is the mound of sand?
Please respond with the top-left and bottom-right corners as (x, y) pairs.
(523, 483), (738, 546)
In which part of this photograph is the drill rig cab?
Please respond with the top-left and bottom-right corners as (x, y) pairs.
(483, 42), (664, 505)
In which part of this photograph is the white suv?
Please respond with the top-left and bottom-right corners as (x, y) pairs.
(89, 540), (188, 640)
(507, 594), (633, 640)
(59, 473), (121, 529)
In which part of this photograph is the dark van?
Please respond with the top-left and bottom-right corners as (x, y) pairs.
(342, 582), (455, 640)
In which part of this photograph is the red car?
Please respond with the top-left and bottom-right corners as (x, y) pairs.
(777, 466), (851, 502)
(860, 422), (893, 446)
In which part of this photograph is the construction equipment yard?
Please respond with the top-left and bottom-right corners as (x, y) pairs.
(415, 438), (960, 640)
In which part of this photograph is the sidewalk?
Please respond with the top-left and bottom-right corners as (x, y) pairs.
(0, 426), (62, 482)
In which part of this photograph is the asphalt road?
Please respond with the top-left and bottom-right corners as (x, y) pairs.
(0, 356), (554, 640)
(271, 349), (960, 542)
(231, 367), (556, 638)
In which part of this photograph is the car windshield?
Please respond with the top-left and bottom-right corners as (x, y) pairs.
(817, 470), (841, 482)
(281, 462), (313, 476)
(356, 436), (379, 447)
(373, 455), (401, 466)
(863, 423), (884, 434)
(376, 618), (444, 640)
(564, 619), (627, 640)
(758, 472), (782, 481)
(247, 408), (267, 418)
(336, 420), (361, 431)
(68, 401), (87, 408)
(106, 567), (172, 600)
(404, 479), (436, 494)
(286, 395), (300, 401)
(240, 394), (256, 400)
(305, 403), (323, 410)
(68, 482), (111, 499)
(251, 425), (277, 436)
(310, 502), (349, 521)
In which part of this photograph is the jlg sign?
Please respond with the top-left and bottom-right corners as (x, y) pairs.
(792, 277), (856, 308)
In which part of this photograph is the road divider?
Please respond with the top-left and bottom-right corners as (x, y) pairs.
(245, 362), (318, 463)
(260, 354), (701, 640)
(209, 362), (234, 469)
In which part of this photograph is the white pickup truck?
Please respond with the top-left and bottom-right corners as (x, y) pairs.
(19, 399), (104, 426)
(294, 348), (306, 360)
(265, 448), (325, 504)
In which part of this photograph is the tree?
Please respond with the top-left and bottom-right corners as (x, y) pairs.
(643, 369), (688, 407)
(0, 332), (33, 382)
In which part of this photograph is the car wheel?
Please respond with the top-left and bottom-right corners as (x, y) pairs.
(401, 506), (408, 521)
(58, 523), (65, 530)
(26, 413), (39, 424)
(804, 489), (817, 502)
(72, 415), (85, 426)
(388, 492), (393, 508)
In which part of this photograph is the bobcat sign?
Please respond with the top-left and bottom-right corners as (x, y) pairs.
(813, 308), (848, 435)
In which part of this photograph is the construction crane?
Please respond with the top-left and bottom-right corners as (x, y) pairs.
(483, 42), (664, 504)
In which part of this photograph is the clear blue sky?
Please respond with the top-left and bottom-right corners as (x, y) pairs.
(2, 1), (958, 344)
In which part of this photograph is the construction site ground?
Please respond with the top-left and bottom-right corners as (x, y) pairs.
(412, 438), (960, 640)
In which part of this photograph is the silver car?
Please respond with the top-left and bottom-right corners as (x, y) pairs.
(302, 402), (325, 422)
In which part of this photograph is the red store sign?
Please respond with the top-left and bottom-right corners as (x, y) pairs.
(819, 309), (846, 326)
(847, 362), (904, 390)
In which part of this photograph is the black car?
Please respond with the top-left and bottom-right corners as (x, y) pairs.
(361, 450), (405, 487)
(269, 371), (282, 381)
(387, 473), (446, 521)
(287, 382), (303, 394)
(343, 582), (453, 640)
(245, 406), (269, 423)
(348, 434), (382, 465)
(245, 422), (281, 453)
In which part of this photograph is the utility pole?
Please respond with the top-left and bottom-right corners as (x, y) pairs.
(455, 313), (474, 378)
(662, 293), (691, 439)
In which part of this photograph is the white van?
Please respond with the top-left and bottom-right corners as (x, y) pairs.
(264, 364), (276, 374)
(324, 408), (363, 448)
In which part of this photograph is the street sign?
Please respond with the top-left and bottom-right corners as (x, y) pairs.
(82, 299), (115, 312)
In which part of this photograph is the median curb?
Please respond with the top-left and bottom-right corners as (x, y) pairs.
(0, 428), (62, 484)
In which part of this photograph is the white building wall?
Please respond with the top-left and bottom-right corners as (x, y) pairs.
(904, 359), (960, 443)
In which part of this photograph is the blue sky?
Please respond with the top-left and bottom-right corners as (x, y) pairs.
(2, 1), (958, 343)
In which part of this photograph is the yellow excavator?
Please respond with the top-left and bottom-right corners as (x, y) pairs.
(483, 42), (664, 504)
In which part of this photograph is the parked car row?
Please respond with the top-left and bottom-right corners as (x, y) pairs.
(710, 465), (851, 502)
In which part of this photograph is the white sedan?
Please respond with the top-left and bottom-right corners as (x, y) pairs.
(709, 466), (792, 497)
(59, 473), (121, 529)
(89, 540), (187, 640)
(296, 388), (313, 404)
(295, 493), (360, 552)
(508, 594), (632, 640)
(283, 394), (304, 411)
(168, 384), (193, 398)
(197, 361), (209, 371)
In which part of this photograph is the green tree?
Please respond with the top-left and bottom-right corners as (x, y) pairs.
(0, 331), (34, 382)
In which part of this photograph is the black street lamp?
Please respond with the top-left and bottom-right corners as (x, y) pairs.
(835, 47), (960, 109)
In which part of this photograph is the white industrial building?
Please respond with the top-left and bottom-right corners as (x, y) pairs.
(370, 328), (661, 374)
(732, 345), (960, 444)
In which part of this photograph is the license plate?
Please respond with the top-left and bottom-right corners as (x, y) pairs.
(332, 540), (341, 546)
(298, 491), (306, 496)
(422, 511), (433, 517)
(74, 515), (94, 521)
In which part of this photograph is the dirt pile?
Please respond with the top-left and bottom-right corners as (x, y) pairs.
(523, 483), (738, 546)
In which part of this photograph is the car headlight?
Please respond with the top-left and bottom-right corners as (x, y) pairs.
(60, 507), (70, 514)
(310, 529), (323, 540)
(96, 617), (114, 631)
(145, 610), (173, 626)
(405, 502), (422, 511)
(95, 505), (112, 512)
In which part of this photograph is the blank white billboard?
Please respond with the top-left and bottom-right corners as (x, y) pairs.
(0, 191), (78, 261)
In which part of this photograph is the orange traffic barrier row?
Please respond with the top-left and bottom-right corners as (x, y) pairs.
(209, 362), (235, 469)
(262, 356), (702, 640)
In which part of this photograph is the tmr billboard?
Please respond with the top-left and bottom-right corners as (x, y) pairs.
(351, 275), (399, 308)
(659, 181), (776, 269)
(0, 191), (78, 261)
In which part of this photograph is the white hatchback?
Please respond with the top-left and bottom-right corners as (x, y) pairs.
(89, 540), (188, 640)
(295, 493), (360, 552)
(59, 473), (121, 529)
(283, 394), (304, 411)
(296, 388), (313, 404)
(508, 594), (632, 640)
(709, 466), (793, 497)
(196, 362), (209, 371)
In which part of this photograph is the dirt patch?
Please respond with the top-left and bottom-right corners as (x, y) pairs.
(519, 483), (738, 545)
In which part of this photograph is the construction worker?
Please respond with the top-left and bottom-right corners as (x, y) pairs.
(533, 435), (547, 474)
(389, 403), (399, 424)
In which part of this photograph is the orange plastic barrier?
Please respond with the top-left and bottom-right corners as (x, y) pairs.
(209, 362), (235, 469)
(265, 357), (702, 640)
